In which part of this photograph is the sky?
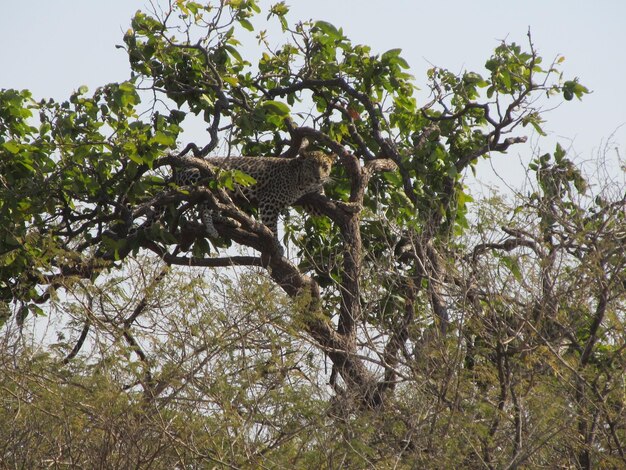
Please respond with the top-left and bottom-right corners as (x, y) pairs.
(1, 0), (625, 190)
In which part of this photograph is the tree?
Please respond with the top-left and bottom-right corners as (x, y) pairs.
(4, 1), (624, 467)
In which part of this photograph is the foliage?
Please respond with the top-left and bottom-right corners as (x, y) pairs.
(2, 0), (623, 467)
(0, 0), (584, 304)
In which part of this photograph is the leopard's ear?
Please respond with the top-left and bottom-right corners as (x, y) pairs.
(298, 148), (334, 160)
(296, 149), (311, 160)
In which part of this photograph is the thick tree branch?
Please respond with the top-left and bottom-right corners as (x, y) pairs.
(580, 277), (609, 366)
(379, 279), (416, 395)
(456, 136), (528, 172)
(62, 320), (91, 364)
(144, 240), (262, 268)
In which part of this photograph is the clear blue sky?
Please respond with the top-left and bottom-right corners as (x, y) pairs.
(1, 1), (625, 188)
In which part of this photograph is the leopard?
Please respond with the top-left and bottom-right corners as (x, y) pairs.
(133, 150), (335, 245)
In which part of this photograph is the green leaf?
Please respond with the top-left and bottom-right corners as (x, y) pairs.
(29, 304), (46, 317)
(239, 18), (254, 31)
(249, 1), (261, 13)
(2, 141), (20, 154)
(382, 48), (402, 59)
(501, 255), (522, 281)
(523, 113), (547, 136)
(231, 169), (256, 186)
(500, 70), (512, 90)
(563, 79), (590, 101)
(314, 21), (341, 40)
(260, 100), (290, 117)
(530, 120), (547, 136)
(153, 132), (176, 146)
(382, 48), (409, 70)
(554, 143), (566, 162)
(224, 44), (243, 63)
(223, 76), (239, 87)
(269, 1), (289, 17)
(192, 238), (211, 257)
(200, 94), (214, 106)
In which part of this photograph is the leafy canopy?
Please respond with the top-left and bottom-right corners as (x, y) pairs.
(0, 1), (586, 311)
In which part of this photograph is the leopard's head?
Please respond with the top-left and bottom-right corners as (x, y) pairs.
(297, 150), (335, 190)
